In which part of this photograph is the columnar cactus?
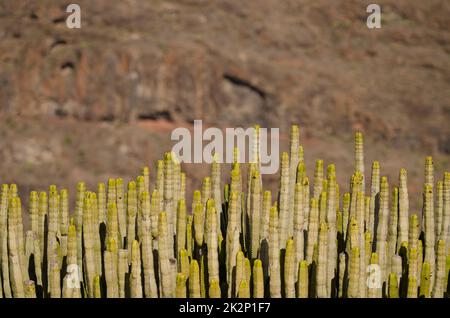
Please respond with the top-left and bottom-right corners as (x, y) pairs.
(306, 198), (319, 264)
(354, 132), (365, 193)
(423, 184), (435, 289)
(369, 161), (380, 236)
(0, 127), (447, 299)
(278, 152), (290, 249)
(269, 206), (281, 298)
(316, 223), (328, 298)
(348, 247), (360, 298)
(293, 183), (304, 280)
(441, 173), (450, 245)
(185, 260), (198, 299)
(249, 170), (261, 260)
(253, 259), (264, 298)
(289, 125), (300, 238)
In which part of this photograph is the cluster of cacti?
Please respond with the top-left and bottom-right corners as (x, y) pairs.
(0, 126), (449, 298)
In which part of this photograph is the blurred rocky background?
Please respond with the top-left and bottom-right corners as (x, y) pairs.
(0, 0), (449, 212)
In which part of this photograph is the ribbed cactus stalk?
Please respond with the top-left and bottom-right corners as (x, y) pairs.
(424, 156), (434, 187)
(348, 247), (360, 298)
(278, 152), (290, 249)
(367, 252), (381, 298)
(126, 182), (137, 262)
(234, 251), (245, 298)
(388, 273), (399, 298)
(441, 173), (449, 245)
(238, 280), (250, 298)
(180, 172), (186, 203)
(230, 164), (242, 234)
(282, 239), (295, 298)
(249, 170), (261, 260)
(206, 201), (219, 284)
(226, 191), (240, 296)
(49, 260), (60, 298)
(193, 202), (204, 248)
(97, 183), (106, 225)
(319, 191), (327, 224)
(419, 262), (431, 298)
(64, 222), (80, 296)
(140, 191), (157, 298)
(59, 189), (69, 256)
(289, 125), (300, 238)
(118, 249), (128, 298)
(156, 159), (164, 210)
(173, 157), (181, 207)
(445, 253), (450, 294)
(8, 198), (25, 297)
(142, 166), (150, 192)
(115, 178), (126, 248)
(0, 184), (11, 298)
(326, 172), (337, 294)
(342, 193), (350, 241)
(158, 211), (173, 297)
(107, 202), (119, 256)
(260, 190), (271, 242)
(269, 206), (281, 297)
(313, 159), (324, 200)
(408, 248), (418, 297)
(104, 240), (118, 298)
(348, 172), (362, 224)
(29, 191), (38, 242)
(150, 189), (160, 239)
(296, 160), (306, 187)
(186, 215), (193, 258)
(211, 156), (222, 235)
(293, 183), (304, 281)
(163, 153), (175, 259)
(189, 259), (201, 298)
(25, 280), (36, 298)
(354, 132), (365, 193)
(199, 254), (206, 298)
(347, 217), (359, 252)
(391, 255), (402, 288)
(74, 182), (85, 283)
(434, 180), (444, 243)
(297, 260), (309, 298)
(83, 194), (96, 297)
(253, 259), (264, 298)
(432, 239), (445, 298)
(176, 273), (187, 298)
(388, 187), (399, 264)
(208, 279), (220, 298)
(316, 223), (328, 298)
(244, 257), (251, 287)
(409, 214), (419, 251)
(423, 184), (435, 290)
(369, 161), (380, 236)
(130, 240), (143, 298)
(407, 276), (417, 298)
(417, 240), (423, 283)
(306, 198), (319, 264)
(364, 231), (372, 271)
(201, 177), (212, 211)
(179, 248), (189, 279)
(302, 177), (310, 230)
(376, 176), (389, 284)
(176, 199), (186, 256)
(337, 252), (346, 298)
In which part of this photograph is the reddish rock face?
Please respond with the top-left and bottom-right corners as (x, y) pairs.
(0, 0), (448, 214)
